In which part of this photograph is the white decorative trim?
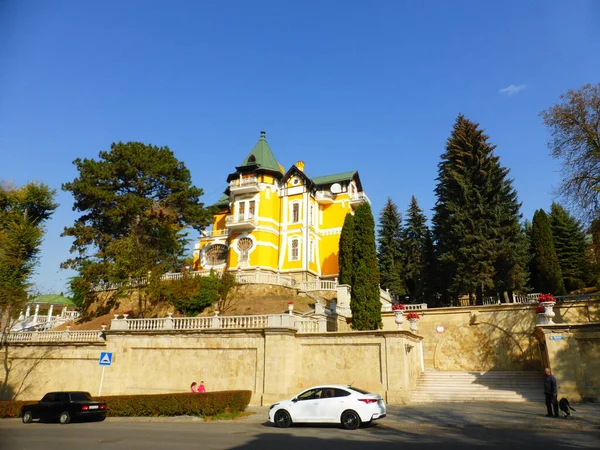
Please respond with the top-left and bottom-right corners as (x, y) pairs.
(287, 186), (304, 196)
(258, 216), (280, 227)
(321, 227), (343, 236)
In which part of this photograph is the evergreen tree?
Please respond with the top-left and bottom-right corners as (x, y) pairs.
(530, 209), (566, 295)
(338, 213), (355, 286)
(401, 196), (430, 302)
(62, 141), (213, 290)
(549, 203), (589, 292)
(433, 115), (527, 305)
(350, 203), (381, 330)
(376, 198), (405, 298)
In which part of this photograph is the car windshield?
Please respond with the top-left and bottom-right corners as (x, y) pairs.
(69, 392), (93, 402)
(348, 386), (373, 395)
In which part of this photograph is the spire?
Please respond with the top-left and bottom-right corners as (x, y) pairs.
(239, 131), (282, 173)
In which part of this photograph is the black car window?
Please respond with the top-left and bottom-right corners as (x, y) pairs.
(56, 393), (69, 403)
(297, 388), (323, 400)
(70, 392), (92, 402)
(333, 388), (351, 398)
(41, 393), (56, 402)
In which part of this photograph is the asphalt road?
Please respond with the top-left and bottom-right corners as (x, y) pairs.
(1, 402), (598, 450)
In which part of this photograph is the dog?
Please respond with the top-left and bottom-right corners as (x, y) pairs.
(558, 398), (576, 418)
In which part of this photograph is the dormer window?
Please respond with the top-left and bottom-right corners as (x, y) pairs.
(248, 155), (256, 163)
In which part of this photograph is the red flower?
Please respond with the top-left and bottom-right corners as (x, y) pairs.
(405, 312), (420, 320)
(392, 304), (406, 311)
(535, 305), (545, 314)
(538, 293), (556, 303)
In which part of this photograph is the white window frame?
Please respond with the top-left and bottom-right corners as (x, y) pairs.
(291, 202), (301, 223)
(290, 238), (300, 261)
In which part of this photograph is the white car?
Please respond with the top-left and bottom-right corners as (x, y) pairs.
(268, 385), (386, 430)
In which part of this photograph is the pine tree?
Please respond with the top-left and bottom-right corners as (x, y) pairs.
(432, 115), (527, 305)
(549, 203), (588, 292)
(350, 203), (381, 330)
(376, 198), (405, 298)
(530, 209), (566, 295)
(338, 213), (355, 286)
(401, 196), (430, 302)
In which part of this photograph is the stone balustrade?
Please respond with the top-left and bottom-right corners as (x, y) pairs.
(2, 330), (105, 343)
(110, 313), (327, 333)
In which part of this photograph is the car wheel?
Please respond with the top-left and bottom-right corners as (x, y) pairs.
(341, 410), (361, 430)
(22, 411), (33, 424)
(59, 411), (71, 424)
(274, 410), (292, 428)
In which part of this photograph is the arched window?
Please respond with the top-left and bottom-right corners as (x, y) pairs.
(206, 244), (228, 266)
(237, 237), (253, 263)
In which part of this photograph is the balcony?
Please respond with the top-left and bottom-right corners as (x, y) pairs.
(229, 176), (260, 194)
(315, 190), (334, 205)
(350, 192), (370, 208)
(225, 214), (258, 232)
(199, 228), (229, 241)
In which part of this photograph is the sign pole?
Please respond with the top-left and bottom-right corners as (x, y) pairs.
(99, 366), (106, 396)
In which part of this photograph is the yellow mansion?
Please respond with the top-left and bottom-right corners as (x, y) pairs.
(193, 131), (369, 283)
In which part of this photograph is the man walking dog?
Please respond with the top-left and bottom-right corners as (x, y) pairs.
(544, 368), (559, 417)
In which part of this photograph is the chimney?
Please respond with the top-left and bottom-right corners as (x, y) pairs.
(296, 161), (305, 172)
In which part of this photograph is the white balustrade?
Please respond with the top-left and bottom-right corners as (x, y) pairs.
(404, 304), (428, 311)
(3, 330), (103, 343)
(172, 317), (213, 330)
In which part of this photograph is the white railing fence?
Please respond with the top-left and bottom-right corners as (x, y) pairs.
(2, 330), (105, 343)
(110, 313), (326, 333)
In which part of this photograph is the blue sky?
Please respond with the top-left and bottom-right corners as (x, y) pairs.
(1, 0), (599, 295)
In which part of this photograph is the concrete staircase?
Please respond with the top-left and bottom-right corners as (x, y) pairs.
(411, 371), (543, 403)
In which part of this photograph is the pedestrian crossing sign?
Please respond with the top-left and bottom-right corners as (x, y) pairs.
(99, 352), (113, 366)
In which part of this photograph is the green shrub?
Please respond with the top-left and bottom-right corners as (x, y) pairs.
(0, 390), (251, 418)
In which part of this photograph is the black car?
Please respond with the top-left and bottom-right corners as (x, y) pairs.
(21, 391), (107, 424)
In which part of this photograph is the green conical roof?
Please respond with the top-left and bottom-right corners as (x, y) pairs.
(239, 131), (283, 173)
(28, 294), (77, 307)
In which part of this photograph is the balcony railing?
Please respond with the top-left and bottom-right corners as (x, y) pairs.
(200, 229), (229, 239)
(229, 177), (260, 193)
(315, 190), (334, 204)
(350, 192), (370, 207)
(225, 214), (257, 231)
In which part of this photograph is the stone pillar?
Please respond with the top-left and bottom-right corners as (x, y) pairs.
(262, 329), (298, 405)
(33, 304), (40, 323)
(25, 305), (31, 317)
(48, 305), (54, 321)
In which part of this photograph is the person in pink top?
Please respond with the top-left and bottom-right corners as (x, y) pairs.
(197, 381), (206, 393)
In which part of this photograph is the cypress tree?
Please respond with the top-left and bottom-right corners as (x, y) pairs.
(401, 196), (430, 302)
(338, 213), (355, 286)
(376, 198), (405, 298)
(549, 203), (588, 292)
(351, 203), (381, 330)
(530, 209), (566, 295)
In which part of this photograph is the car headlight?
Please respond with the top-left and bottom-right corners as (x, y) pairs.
(269, 403), (279, 411)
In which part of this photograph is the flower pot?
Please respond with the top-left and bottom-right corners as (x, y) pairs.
(408, 318), (419, 332)
(540, 302), (556, 325)
(394, 311), (404, 330)
(536, 312), (547, 325)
